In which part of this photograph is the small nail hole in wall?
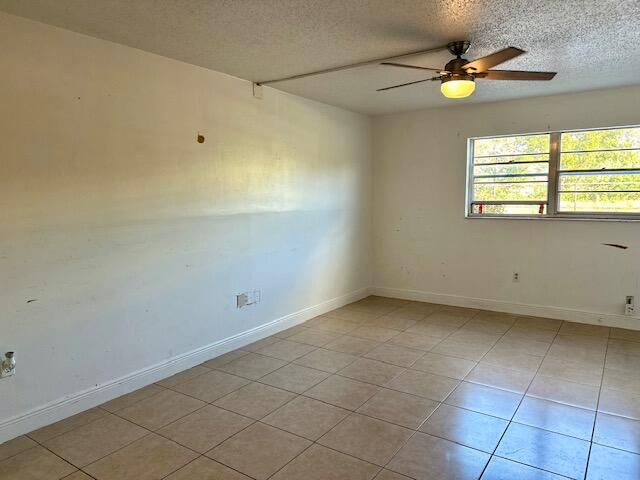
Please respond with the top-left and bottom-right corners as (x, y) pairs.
(197, 134), (205, 143)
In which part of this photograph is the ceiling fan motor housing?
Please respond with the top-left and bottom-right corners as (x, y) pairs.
(446, 41), (471, 58)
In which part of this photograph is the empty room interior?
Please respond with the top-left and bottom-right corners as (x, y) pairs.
(2, 1), (640, 479)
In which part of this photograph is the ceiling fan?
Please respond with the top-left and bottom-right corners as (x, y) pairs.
(378, 41), (557, 99)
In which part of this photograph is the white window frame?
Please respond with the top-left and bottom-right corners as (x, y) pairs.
(465, 125), (640, 221)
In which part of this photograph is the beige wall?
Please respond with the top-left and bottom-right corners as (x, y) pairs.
(0, 13), (372, 438)
(373, 85), (640, 326)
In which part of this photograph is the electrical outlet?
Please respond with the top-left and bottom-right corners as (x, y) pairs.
(0, 352), (15, 378)
(236, 290), (261, 309)
(625, 296), (635, 316)
(513, 272), (520, 282)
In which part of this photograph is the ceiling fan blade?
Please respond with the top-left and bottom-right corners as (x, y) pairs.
(475, 70), (557, 80)
(463, 47), (525, 72)
(381, 62), (444, 72)
(377, 76), (440, 91)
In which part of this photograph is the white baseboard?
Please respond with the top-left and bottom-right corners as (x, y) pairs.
(0, 287), (369, 443)
(370, 286), (640, 330)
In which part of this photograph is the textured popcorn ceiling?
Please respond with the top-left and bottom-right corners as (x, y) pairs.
(1, 0), (639, 115)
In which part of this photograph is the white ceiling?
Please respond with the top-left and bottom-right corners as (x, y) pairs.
(1, 0), (639, 115)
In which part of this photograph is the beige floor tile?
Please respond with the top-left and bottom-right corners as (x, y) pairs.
(0, 435), (37, 461)
(305, 375), (379, 410)
(338, 358), (404, 386)
(593, 412), (640, 454)
(527, 375), (600, 410)
(431, 339), (494, 361)
(606, 350), (640, 373)
(608, 338), (640, 357)
(0, 445), (76, 480)
(385, 369), (459, 401)
(28, 408), (107, 443)
(505, 324), (558, 343)
(259, 363), (329, 393)
(406, 322), (459, 339)
(272, 444), (380, 480)
(495, 423), (589, 479)
(446, 382), (522, 420)
(412, 352), (476, 380)
(64, 472), (95, 480)
(156, 365), (210, 388)
(436, 306), (479, 318)
(603, 367), (640, 394)
(325, 308), (380, 323)
(293, 348), (358, 373)
(257, 339), (317, 361)
(495, 336), (551, 356)
(383, 308), (429, 322)
(101, 385), (165, 413)
(514, 316), (563, 331)
(514, 397), (595, 440)
(214, 382), (295, 419)
(553, 334), (608, 352)
(465, 363), (534, 394)
(357, 388), (439, 429)
(158, 405), (253, 453)
(287, 329), (338, 347)
(446, 329), (501, 346)
(387, 332), (442, 351)
(263, 396), (349, 440)
(201, 349), (249, 369)
(368, 315), (418, 331)
(482, 345), (543, 373)
(538, 356), (603, 386)
(305, 317), (360, 334)
(419, 404), (508, 453)
(599, 388), (640, 420)
(482, 456), (567, 479)
(324, 336), (380, 356)
(610, 328), (640, 343)
(364, 344), (424, 367)
(461, 317), (514, 335)
(586, 443), (640, 480)
(350, 326), (399, 343)
(84, 433), (197, 480)
(241, 337), (279, 353)
(559, 322), (610, 337)
(217, 353), (287, 380)
(318, 413), (412, 466)
(273, 325), (309, 339)
(43, 414), (148, 466)
(165, 456), (252, 479)
(207, 422), (310, 480)
(171, 369), (250, 402)
(117, 389), (205, 430)
(387, 432), (489, 480)
(375, 469), (413, 480)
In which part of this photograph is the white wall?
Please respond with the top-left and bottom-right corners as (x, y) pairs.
(372, 85), (640, 326)
(0, 13), (371, 439)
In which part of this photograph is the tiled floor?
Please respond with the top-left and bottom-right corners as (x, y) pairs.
(2, 296), (640, 480)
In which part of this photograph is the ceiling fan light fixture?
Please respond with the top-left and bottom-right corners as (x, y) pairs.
(440, 74), (475, 99)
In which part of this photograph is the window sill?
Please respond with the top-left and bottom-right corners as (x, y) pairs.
(465, 214), (640, 222)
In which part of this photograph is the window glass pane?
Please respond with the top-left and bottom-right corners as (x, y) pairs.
(473, 154), (549, 165)
(560, 151), (640, 171)
(472, 204), (545, 215)
(474, 134), (550, 157)
(558, 192), (640, 213)
(474, 163), (548, 177)
(559, 173), (640, 192)
(474, 183), (547, 201)
(562, 127), (640, 152)
(475, 175), (547, 184)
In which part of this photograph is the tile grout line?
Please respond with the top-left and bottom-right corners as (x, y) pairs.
(582, 327), (611, 480)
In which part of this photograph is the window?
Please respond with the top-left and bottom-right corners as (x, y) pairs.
(467, 126), (640, 219)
